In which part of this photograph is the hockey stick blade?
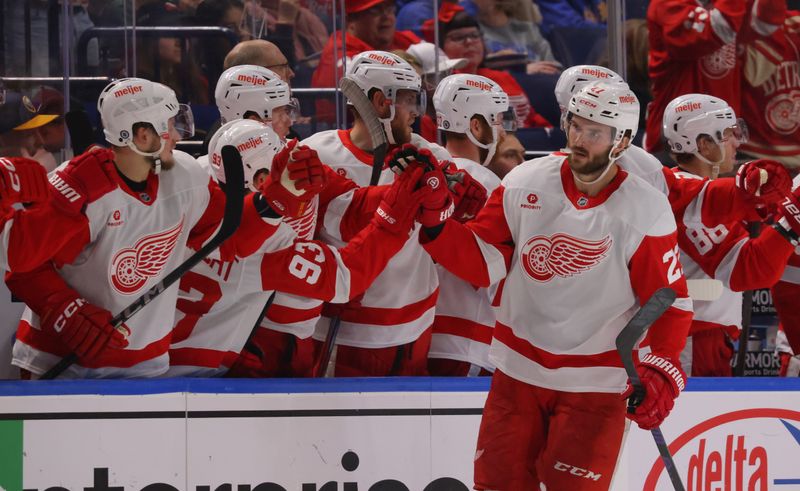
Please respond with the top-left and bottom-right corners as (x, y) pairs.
(615, 287), (685, 491)
(41, 146), (245, 379)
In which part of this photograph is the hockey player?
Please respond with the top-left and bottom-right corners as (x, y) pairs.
(301, 50), (454, 376)
(554, 64), (668, 194)
(214, 64), (297, 140)
(426, 73), (510, 376)
(661, 93), (798, 376)
(5, 77), (322, 378)
(167, 120), (450, 376)
(209, 65), (324, 377)
(771, 175), (800, 362)
(418, 82), (693, 490)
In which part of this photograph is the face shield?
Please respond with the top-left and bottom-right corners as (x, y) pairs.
(173, 104), (195, 141)
(394, 89), (427, 116)
(501, 108), (517, 132)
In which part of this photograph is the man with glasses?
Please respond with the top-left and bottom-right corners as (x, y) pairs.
(6, 78), (300, 378)
(311, 0), (421, 122)
(414, 81), (693, 489)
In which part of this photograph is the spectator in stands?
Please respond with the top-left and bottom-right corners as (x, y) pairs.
(645, 0), (785, 154)
(137, 7), (210, 104)
(193, 0), (251, 90)
(397, 0), (436, 37)
(469, 0), (561, 76)
(311, 0), (420, 122)
(533, 0), (607, 37)
(25, 86), (68, 170)
(487, 132), (525, 178)
(406, 41), (468, 143)
(435, 5), (552, 129)
(258, 0), (329, 67)
(0, 90), (58, 170)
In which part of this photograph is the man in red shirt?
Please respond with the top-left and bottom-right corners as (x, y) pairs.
(311, 0), (420, 122)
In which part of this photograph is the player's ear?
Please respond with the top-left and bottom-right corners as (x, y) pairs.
(370, 90), (391, 118)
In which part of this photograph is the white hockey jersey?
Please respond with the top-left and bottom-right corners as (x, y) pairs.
(303, 129), (440, 348)
(428, 157), (501, 371)
(422, 155), (693, 392)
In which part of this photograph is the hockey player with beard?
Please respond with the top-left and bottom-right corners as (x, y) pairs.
(660, 93), (798, 376)
(301, 50), (483, 376)
(425, 73), (511, 376)
(417, 81), (693, 490)
(5, 78), (321, 379)
(167, 120), (449, 376)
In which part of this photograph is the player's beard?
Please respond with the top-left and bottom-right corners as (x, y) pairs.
(567, 145), (612, 180)
(390, 117), (414, 144)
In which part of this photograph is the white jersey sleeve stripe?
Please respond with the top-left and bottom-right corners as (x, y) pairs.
(780, 264), (800, 285)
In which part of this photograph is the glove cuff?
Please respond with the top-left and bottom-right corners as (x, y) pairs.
(640, 353), (686, 394)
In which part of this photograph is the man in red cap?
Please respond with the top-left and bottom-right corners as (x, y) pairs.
(311, 0), (420, 122)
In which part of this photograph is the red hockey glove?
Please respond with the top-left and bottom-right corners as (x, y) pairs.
(418, 168), (455, 227)
(41, 292), (129, 363)
(735, 159), (793, 205)
(773, 189), (800, 245)
(622, 353), (685, 430)
(0, 157), (50, 206)
(387, 143), (441, 174)
(259, 139), (327, 218)
(754, 0), (786, 27)
(49, 149), (118, 215)
(373, 163), (432, 235)
(446, 169), (488, 222)
(226, 342), (266, 378)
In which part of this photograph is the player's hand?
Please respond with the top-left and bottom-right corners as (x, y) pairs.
(50, 149), (118, 215)
(259, 139), (327, 217)
(622, 353), (685, 430)
(373, 163), (433, 235)
(0, 157), (49, 206)
(735, 159), (792, 205)
(41, 293), (129, 363)
(387, 143), (440, 174)
(446, 169), (488, 222)
(418, 168), (455, 227)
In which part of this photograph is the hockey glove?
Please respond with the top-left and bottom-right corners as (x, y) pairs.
(773, 189), (800, 245)
(41, 291), (129, 363)
(735, 159), (793, 205)
(447, 169), (488, 222)
(49, 149), (118, 215)
(373, 163), (432, 235)
(259, 139), (327, 218)
(387, 143), (440, 174)
(418, 168), (455, 228)
(0, 157), (49, 206)
(622, 353), (685, 430)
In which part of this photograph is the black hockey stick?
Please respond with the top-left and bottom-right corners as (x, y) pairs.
(41, 146), (246, 379)
(314, 78), (389, 378)
(615, 287), (685, 491)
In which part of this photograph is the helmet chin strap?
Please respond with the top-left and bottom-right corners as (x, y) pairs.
(129, 139), (166, 175)
(692, 143), (725, 180)
(466, 125), (498, 166)
(379, 104), (397, 146)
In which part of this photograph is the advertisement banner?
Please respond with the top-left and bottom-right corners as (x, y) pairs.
(1, 379), (799, 491)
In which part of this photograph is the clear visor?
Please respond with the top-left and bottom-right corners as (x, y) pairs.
(501, 108), (517, 132)
(287, 97), (300, 124)
(174, 103), (195, 140)
(731, 118), (748, 144)
(394, 89), (427, 115)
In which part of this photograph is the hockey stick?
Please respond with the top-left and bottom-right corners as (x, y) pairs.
(41, 146), (246, 379)
(615, 287), (685, 491)
(314, 78), (389, 378)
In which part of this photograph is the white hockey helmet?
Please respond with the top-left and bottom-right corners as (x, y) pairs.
(662, 93), (745, 155)
(208, 119), (282, 193)
(215, 65), (294, 123)
(554, 65), (626, 111)
(344, 50), (424, 144)
(567, 81), (639, 156)
(98, 77), (194, 161)
(433, 74), (510, 165)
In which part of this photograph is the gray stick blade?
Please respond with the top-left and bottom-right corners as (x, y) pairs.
(615, 288), (677, 355)
(339, 78), (388, 150)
